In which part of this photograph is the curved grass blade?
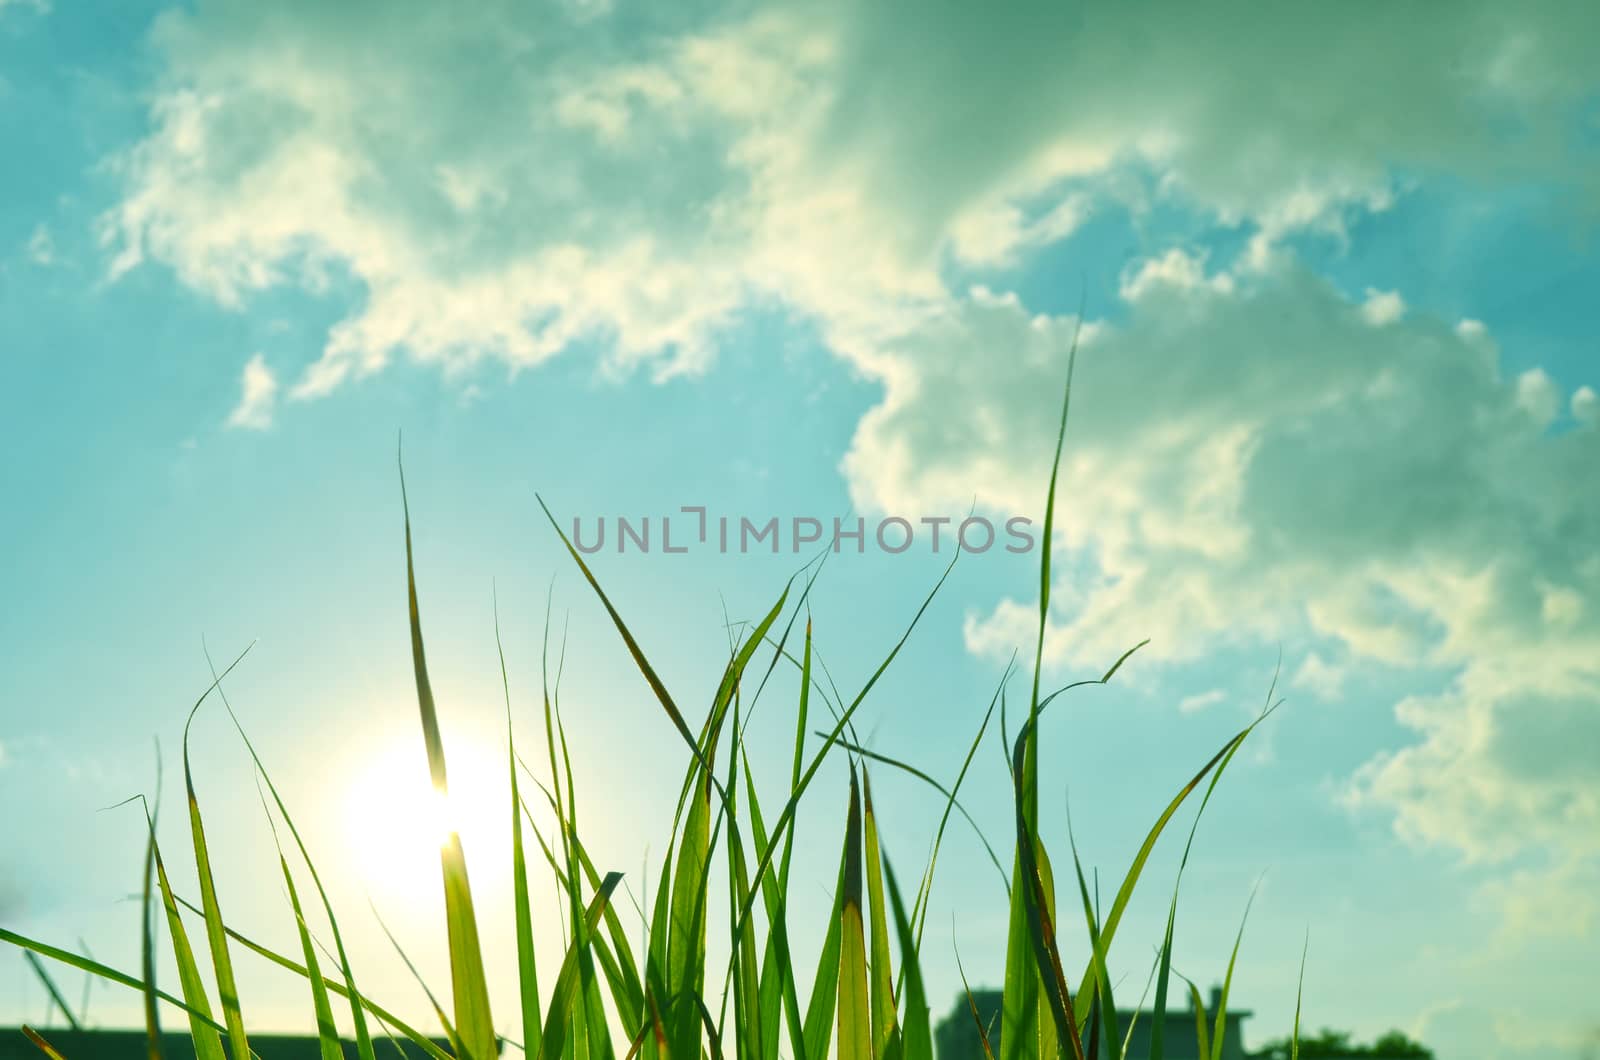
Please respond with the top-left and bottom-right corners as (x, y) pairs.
(861, 772), (899, 1060)
(953, 944), (995, 1060)
(206, 649), (378, 1060)
(1292, 932), (1308, 1060)
(277, 850), (343, 1060)
(370, 901), (464, 1059)
(1008, 721), (1082, 1060)
(537, 872), (625, 1060)
(496, 595), (543, 1054)
(1177, 974), (1210, 1060)
(0, 927), (228, 1035)
(837, 767), (871, 1060)
(802, 830), (849, 1060)
(732, 551), (960, 950)
(741, 751), (806, 1060)
(167, 897), (455, 1060)
(1071, 716), (1264, 1028)
(1065, 810), (1119, 1060)
(182, 661), (252, 1060)
(818, 732), (1007, 907)
(141, 804), (227, 1060)
(1209, 882), (1259, 1060)
(400, 459), (495, 1060)
(140, 751), (165, 1060)
(882, 858), (930, 1060)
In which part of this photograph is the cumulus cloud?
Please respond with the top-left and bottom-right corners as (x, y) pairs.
(226, 353), (278, 430)
(853, 252), (1599, 867)
(1359, 287), (1405, 327)
(100, 0), (1600, 402)
(94, 0), (1600, 903)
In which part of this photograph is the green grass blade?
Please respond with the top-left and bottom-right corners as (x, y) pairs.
(1181, 975), (1210, 1060)
(142, 807), (227, 1060)
(183, 672), (251, 1060)
(802, 824), (849, 1060)
(23, 951), (82, 1031)
(861, 771), (899, 1060)
(1209, 883), (1259, 1060)
(400, 461), (495, 1060)
(206, 650), (378, 1060)
(732, 553), (959, 951)
(954, 959), (996, 1060)
(1292, 932), (1308, 1060)
(497, 598), (543, 1053)
(0, 927), (226, 1035)
(140, 757), (165, 1060)
(742, 752), (806, 1060)
(537, 872), (625, 1060)
(278, 851), (344, 1060)
(1007, 720), (1082, 1060)
(167, 896), (455, 1060)
(369, 901), (465, 1058)
(881, 858), (930, 1060)
(837, 766), (872, 1060)
(1065, 814), (1118, 1060)
(1071, 719), (1261, 1027)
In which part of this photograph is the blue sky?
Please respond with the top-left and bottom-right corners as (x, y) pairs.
(2, 2), (1599, 1058)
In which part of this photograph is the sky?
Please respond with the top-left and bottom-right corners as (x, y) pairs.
(2, 2), (1599, 1058)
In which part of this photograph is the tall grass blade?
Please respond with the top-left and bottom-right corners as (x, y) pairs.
(400, 460), (496, 1060)
(1209, 882), (1259, 1060)
(537, 872), (625, 1060)
(802, 832), (849, 1060)
(1065, 814), (1118, 1060)
(1006, 320), (1080, 1060)
(497, 598), (543, 1054)
(881, 858), (930, 1060)
(277, 848), (344, 1060)
(205, 663), (379, 1060)
(140, 758), (164, 1060)
(837, 766), (872, 1060)
(861, 772), (899, 1060)
(1292, 932), (1308, 1060)
(142, 805), (227, 1060)
(183, 680), (251, 1060)
(166, 898), (454, 1060)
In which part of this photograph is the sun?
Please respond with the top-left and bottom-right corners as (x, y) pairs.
(341, 734), (508, 905)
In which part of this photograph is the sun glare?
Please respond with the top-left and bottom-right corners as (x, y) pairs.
(342, 736), (507, 904)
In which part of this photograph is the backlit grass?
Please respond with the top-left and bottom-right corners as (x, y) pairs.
(3, 355), (1288, 1060)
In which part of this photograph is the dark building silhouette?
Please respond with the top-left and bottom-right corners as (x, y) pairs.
(1, 1028), (449, 1060)
(934, 986), (1251, 1060)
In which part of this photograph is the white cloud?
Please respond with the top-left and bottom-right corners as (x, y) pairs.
(91, 0), (1600, 921)
(0, 738), (8, 768)
(845, 254), (1600, 869)
(1177, 689), (1226, 715)
(1514, 367), (1562, 427)
(1572, 384), (1598, 427)
(25, 223), (55, 266)
(99, 1), (1600, 405)
(226, 353), (278, 431)
(1291, 651), (1348, 701)
(1359, 287), (1406, 326)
